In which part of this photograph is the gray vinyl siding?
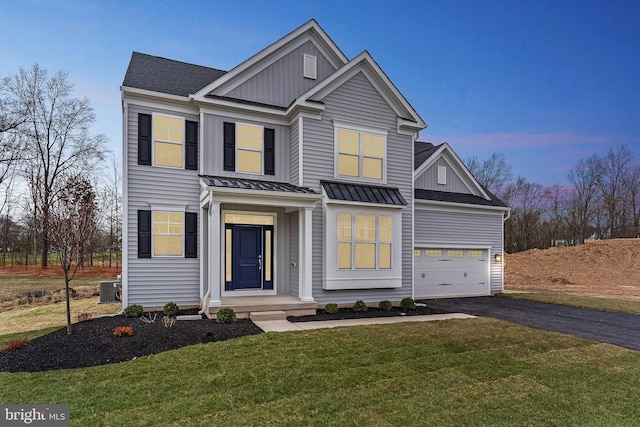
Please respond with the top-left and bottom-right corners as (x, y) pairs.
(290, 119), (299, 184)
(220, 204), (291, 294)
(201, 113), (290, 182)
(289, 212), (299, 296)
(414, 206), (505, 292)
(303, 71), (414, 304)
(415, 157), (473, 194)
(226, 41), (337, 107)
(126, 103), (201, 308)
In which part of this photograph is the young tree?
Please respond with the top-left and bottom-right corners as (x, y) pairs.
(47, 174), (98, 335)
(4, 64), (106, 267)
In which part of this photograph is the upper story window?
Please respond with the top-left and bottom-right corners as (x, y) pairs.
(223, 122), (275, 176)
(154, 114), (184, 168)
(137, 113), (198, 170)
(335, 122), (386, 182)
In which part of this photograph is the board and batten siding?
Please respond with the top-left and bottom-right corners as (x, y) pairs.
(302, 71), (414, 304)
(225, 41), (337, 108)
(201, 113), (291, 182)
(415, 156), (474, 194)
(290, 119), (300, 184)
(289, 212), (299, 296)
(414, 205), (505, 292)
(126, 104), (201, 308)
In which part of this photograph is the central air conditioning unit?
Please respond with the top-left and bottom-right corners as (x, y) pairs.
(99, 280), (121, 303)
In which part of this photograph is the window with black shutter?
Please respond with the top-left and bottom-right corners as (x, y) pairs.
(138, 114), (152, 165)
(137, 210), (151, 258)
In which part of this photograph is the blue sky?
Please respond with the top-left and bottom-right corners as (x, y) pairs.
(2, 0), (638, 185)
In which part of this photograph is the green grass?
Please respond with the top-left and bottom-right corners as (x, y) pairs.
(1, 318), (639, 426)
(500, 292), (640, 315)
(0, 275), (105, 298)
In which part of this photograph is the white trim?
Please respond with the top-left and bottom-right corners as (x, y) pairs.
(197, 101), (290, 124)
(208, 201), (222, 306)
(333, 122), (388, 184)
(414, 199), (510, 215)
(414, 242), (492, 250)
(235, 122), (264, 175)
(148, 202), (188, 212)
(437, 166), (447, 185)
(221, 210), (278, 298)
(121, 86), (191, 104)
(303, 54), (317, 79)
(298, 116), (304, 187)
(121, 99), (129, 307)
(299, 207), (314, 301)
(151, 210), (185, 258)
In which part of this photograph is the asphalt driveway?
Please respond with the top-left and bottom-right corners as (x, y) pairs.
(421, 296), (640, 351)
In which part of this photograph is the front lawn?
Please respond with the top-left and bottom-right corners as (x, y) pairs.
(501, 291), (640, 315)
(1, 318), (638, 426)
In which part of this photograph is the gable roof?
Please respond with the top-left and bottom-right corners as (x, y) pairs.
(414, 141), (441, 169)
(122, 52), (226, 97)
(292, 50), (426, 132)
(415, 188), (507, 208)
(194, 19), (348, 100)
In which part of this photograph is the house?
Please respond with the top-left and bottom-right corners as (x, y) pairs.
(120, 19), (510, 317)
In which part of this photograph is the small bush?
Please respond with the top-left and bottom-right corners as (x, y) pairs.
(2, 338), (28, 353)
(400, 297), (416, 311)
(123, 304), (144, 318)
(113, 326), (134, 337)
(216, 307), (237, 323)
(76, 311), (93, 322)
(163, 302), (180, 317)
(378, 300), (393, 311)
(352, 300), (368, 313)
(324, 303), (339, 314)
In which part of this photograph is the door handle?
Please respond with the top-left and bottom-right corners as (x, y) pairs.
(258, 255), (262, 270)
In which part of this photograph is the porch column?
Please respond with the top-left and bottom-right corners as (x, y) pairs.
(298, 206), (314, 302)
(208, 201), (222, 307)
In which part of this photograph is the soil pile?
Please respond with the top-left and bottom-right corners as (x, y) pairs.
(505, 239), (640, 300)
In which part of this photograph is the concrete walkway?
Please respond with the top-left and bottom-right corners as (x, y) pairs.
(252, 313), (476, 332)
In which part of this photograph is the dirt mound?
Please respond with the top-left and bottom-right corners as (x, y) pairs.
(505, 239), (640, 300)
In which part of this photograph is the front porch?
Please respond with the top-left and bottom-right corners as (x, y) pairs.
(205, 295), (318, 319)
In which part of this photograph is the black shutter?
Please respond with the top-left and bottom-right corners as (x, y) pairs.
(264, 128), (275, 175)
(138, 114), (152, 165)
(223, 122), (235, 171)
(138, 210), (151, 258)
(185, 120), (198, 170)
(185, 212), (197, 258)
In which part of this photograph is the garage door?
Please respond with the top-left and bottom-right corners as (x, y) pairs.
(414, 248), (489, 298)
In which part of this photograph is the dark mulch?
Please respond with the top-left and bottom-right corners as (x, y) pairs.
(288, 305), (447, 322)
(0, 314), (262, 373)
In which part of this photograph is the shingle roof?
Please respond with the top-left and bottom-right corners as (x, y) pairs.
(321, 181), (407, 206)
(414, 188), (508, 208)
(122, 52), (227, 96)
(201, 175), (318, 194)
(414, 141), (441, 169)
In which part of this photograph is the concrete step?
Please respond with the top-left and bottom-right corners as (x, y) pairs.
(250, 310), (287, 321)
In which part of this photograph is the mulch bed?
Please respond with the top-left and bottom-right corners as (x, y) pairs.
(288, 305), (446, 322)
(0, 314), (262, 373)
(1, 303), (449, 373)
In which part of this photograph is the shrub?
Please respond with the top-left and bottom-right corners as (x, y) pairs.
(123, 304), (144, 318)
(216, 307), (237, 323)
(400, 297), (416, 311)
(378, 300), (393, 311)
(163, 302), (180, 317)
(76, 311), (93, 322)
(324, 303), (339, 314)
(352, 300), (368, 313)
(2, 338), (28, 353)
(113, 326), (134, 337)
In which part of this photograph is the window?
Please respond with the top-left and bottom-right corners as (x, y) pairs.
(337, 213), (392, 270)
(223, 122), (275, 175)
(303, 54), (317, 79)
(414, 249), (421, 257)
(336, 125), (386, 181)
(437, 166), (447, 185)
(424, 249), (443, 257)
(138, 113), (197, 170)
(154, 114), (184, 168)
(153, 212), (183, 256)
(467, 250), (483, 257)
(447, 249), (464, 257)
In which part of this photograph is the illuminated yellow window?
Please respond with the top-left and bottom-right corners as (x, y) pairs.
(414, 249), (421, 257)
(337, 128), (384, 180)
(448, 249), (464, 257)
(355, 215), (376, 242)
(154, 114), (184, 168)
(467, 250), (483, 257)
(379, 216), (392, 242)
(338, 242), (351, 269)
(379, 243), (391, 269)
(153, 212), (183, 256)
(355, 243), (375, 268)
(339, 213), (393, 270)
(265, 230), (272, 281)
(237, 123), (263, 174)
(225, 229), (232, 282)
(424, 249), (443, 257)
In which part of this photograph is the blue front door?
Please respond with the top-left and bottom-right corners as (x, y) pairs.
(225, 224), (274, 291)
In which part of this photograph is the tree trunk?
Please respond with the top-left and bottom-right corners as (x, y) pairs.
(65, 274), (72, 335)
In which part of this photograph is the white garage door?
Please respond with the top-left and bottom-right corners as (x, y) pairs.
(414, 248), (489, 298)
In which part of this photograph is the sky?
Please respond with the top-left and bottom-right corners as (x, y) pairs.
(1, 0), (638, 185)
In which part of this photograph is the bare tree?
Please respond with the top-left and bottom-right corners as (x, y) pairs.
(567, 155), (601, 244)
(4, 64), (106, 267)
(100, 154), (122, 268)
(625, 164), (640, 238)
(501, 177), (546, 252)
(465, 152), (513, 195)
(48, 174), (98, 335)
